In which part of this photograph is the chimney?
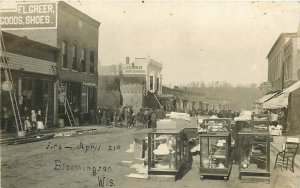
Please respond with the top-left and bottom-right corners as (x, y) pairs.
(126, 57), (130, 64)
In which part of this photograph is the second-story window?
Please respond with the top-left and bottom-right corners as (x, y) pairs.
(80, 48), (86, 72)
(150, 76), (153, 90)
(156, 77), (160, 91)
(72, 44), (78, 70)
(90, 51), (95, 74)
(62, 41), (67, 68)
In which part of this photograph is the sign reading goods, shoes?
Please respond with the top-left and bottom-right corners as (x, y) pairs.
(0, 3), (57, 29)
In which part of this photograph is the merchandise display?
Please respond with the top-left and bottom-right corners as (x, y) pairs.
(148, 129), (186, 178)
(166, 112), (191, 121)
(238, 131), (270, 182)
(251, 113), (269, 132)
(199, 132), (232, 181)
(199, 118), (231, 133)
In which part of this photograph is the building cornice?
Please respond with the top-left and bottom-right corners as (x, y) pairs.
(58, 1), (100, 28)
(266, 33), (296, 59)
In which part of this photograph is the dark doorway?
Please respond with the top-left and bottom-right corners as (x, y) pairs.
(34, 80), (43, 110)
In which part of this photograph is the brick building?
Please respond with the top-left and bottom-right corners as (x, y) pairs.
(120, 57), (163, 112)
(266, 33), (297, 91)
(97, 57), (163, 113)
(1, 31), (59, 128)
(98, 65), (121, 109)
(3, 1), (100, 124)
(161, 86), (231, 113)
(283, 25), (300, 88)
(262, 24), (300, 133)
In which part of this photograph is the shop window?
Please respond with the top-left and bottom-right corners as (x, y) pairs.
(72, 44), (78, 70)
(62, 41), (68, 68)
(34, 80), (44, 109)
(90, 51), (95, 74)
(80, 48), (86, 72)
(150, 76), (153, 90)
(22, 78), (33, 111)
(43, 82), (49, 99)
(88, 87), (96, 110)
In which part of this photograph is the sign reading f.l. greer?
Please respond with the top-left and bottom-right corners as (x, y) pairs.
(0, 3), (57, 29)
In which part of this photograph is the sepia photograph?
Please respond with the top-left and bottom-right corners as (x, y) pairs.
(0, 0), (300, 187)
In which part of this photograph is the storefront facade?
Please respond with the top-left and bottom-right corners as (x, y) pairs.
(262, 81), (300, 133)
(1, 32), (59, 128)
(161, 86), (231, 113)
(3, 1), (100, 124)
(55, 1), (99, 117)
(288, 86), (300, 132)
(120, 57), (162, 112)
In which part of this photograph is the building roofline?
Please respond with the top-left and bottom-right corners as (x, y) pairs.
(58, 1), (100, 27)
(2, 31), (59, 53)
(148, 58), (163, 69)
(266, 32), (297, 59)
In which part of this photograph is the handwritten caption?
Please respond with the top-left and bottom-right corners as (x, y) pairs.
(49, 141), (121, 187)
(54, 160), (115, 187)
(46, 141), (121, 153)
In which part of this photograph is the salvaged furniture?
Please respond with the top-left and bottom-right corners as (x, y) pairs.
(238, 130), (270, 183)
(148, 129), (185, 180)
(274, 142), (299, 172)
(199, 132), (232, 181)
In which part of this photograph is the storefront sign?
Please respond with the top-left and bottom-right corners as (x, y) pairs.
(122, 64), (146, 75)
(0, 2), (57, 29)
(83, 82), (97, 87)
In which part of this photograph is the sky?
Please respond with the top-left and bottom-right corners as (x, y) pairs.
(1, 0), (300, 86)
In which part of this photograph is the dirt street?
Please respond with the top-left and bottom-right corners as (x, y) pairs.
(1, 126), (299, 188)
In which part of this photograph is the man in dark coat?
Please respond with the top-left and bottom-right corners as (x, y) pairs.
(156, 106), (166, 120)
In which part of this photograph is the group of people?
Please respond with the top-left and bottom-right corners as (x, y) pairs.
(95, 106), (166, 130)
(1, 106), (45, 134)
(24, 109), (45, 134)
(188, 109), (240, 120)
(267, 108), (287, 132)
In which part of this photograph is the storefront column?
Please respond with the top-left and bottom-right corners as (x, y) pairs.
(53, 81), (58, 125)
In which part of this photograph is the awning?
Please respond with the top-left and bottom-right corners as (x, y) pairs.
(262, 92), (289, 109)
(262, 81), (300, 109)
(282, 81), (300, 94)
(255, 92), (279, 104)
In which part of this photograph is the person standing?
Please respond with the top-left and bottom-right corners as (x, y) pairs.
(278, 108), (287, 133)
(124, 107), (129, 128)
(73, 106), (79, 126)
(269, 110), (278, 126)
(2, 107), (11, 132)
(151, 109), (157, 132)
(128, 112), (133, 128)
(102, 110), (107, 126)
(126, 107), (133, 128)
(157, 106), (166, 120)
(24, 116), (32, 134)
(31, 110), (37, 134)
(113, 108), (117, 127)
(36, 110), (44, 134)
(143, 109), (149, 128)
